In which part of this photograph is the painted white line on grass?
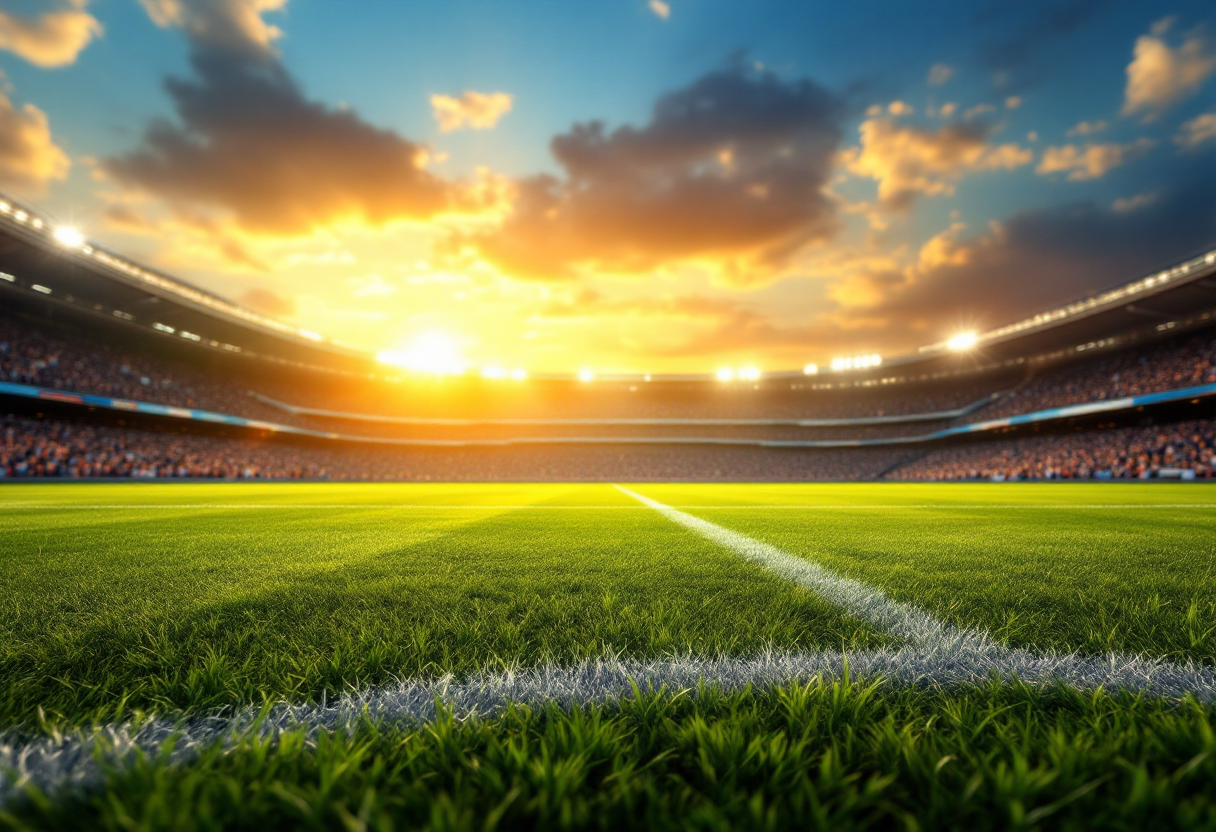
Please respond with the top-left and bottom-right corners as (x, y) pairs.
(615, 485), (975, 648)
(5, 646), (1216, 806)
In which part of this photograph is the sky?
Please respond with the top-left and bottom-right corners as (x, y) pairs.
(0, 0), (1214, 375)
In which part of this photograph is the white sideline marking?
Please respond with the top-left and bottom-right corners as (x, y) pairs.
(615, 485), (966, 647)
(3, 488), (1216, 804)
(4, 647), (1216, 806)
(3, 503), (1215, 511)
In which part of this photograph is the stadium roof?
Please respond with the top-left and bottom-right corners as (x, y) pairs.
(1, 191), (1213, 384)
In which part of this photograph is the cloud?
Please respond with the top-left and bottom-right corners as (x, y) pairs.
(138, 0), (287, 57)
(1004, 96), (1022, 109)
(105, 1), (458, 236)
(1122, 18), (1216, 120)
(1175, 112), (1216, 149)
(648, 0), (670, 21)
(1111, 192), (1157, 213)
(455, 64), (845, 284)
(927, 64), (953, 86)
(0, 90), (71, 193)
(0, 0), (102, 67)
(1036, 138), (1154, 181)
(239, 286), (297, 318)
(839, 171), (1216, 336)
(430, 91), (513, 132)
(1066, 119), (1107, 137)
(843, 117), (1032, 210)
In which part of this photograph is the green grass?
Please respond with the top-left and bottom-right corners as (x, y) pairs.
(640, 483), (1216, 664)
(4, 680), (1216, 832)
(3, 481), (1216, 829)
(0, 484), (885, 728)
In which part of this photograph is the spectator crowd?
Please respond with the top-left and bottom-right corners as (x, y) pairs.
(0, 415), (915, 482)
(968, 332), (1216, 424)
(3, 309), (1216, 481)
(891, 420), (1216, 481)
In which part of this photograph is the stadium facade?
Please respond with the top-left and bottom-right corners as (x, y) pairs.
(2, 193), (1215, 481)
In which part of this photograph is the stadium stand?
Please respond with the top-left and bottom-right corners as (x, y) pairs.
(1, 196), (1215, 481)
(890, 420), (1216, 481)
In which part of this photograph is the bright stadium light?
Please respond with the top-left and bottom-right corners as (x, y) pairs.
(377, 331), (467, 375)
(831, 353), (882, 372)
(947, 331), (979, 351)
(53, 226), (85, 248)
(510, 368), (528, 381)
(738, 366), (761, 381)
(716, 367), (735, 382)
(578, 368), (595, 383)
(803, 363), (818, 375)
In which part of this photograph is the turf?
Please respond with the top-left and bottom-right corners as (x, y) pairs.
(2, 481), (1216, 829)
(5, 680), (1216, 832)
(0, 484), (885, 728)
(643, 483), (1216, 663)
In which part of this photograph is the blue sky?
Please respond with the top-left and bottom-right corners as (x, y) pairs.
(0, 0), (1213, 373)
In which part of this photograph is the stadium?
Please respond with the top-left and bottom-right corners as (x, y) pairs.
(2, 196), (1214, 483)
(2, 1), (1216, 829)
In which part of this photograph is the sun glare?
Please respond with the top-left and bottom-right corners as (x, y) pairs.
(377, 331), (467, 374)
(947, 331), (979, 352)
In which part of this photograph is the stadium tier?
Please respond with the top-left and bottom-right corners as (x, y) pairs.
(1, 204), (1215, 480)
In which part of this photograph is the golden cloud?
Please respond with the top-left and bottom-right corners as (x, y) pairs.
(1066, 120), (1107, 137)
(1175, 112), (1216, 149)
(1122, 18), (1216, 120)
(138, 0), (287, 56)
(104, 28), (459, 236)
(843, 117), (1032, 210)
(456, 64), (845, 285)
(0, 0), (102, 67)
(648, 0), (671, 21)
(430, 91), (514, 133)
(0, 90), (70, 193)
(1036, 138), (1154, 181)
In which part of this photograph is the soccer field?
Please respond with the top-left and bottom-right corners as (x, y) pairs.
(2, 482), (1216, 830)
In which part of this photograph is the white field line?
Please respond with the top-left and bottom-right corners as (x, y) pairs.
(4, 647), (1216, 805)
(613, 484), (1216, 671)
(615, 485), (974, 648)
(4, 490), (1216, 803)
(2, 503), (1215, 511)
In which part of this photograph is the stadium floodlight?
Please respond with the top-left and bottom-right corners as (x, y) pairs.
(377, 331), (467, 375)
(947, 331), (979, 352)
(803, 363), (818, 375)
(738, 366), (761, 381)
(831, 353), (882, 371)
(53, 226), (86, 249)
(510, 368), (528, 381)
(578, 368), (595, 383)
(716, 367), (735, 382)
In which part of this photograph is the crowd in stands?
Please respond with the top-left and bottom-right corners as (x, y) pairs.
(0, 417), (330, 480)
(4, 308), (1216, 481)
(0, 315), (299, 425)
(890, 420), (1216, 481)
(0, 416), (915, 481)
(966, 332), (1216, 424)
(2, 310), (1009, 424)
